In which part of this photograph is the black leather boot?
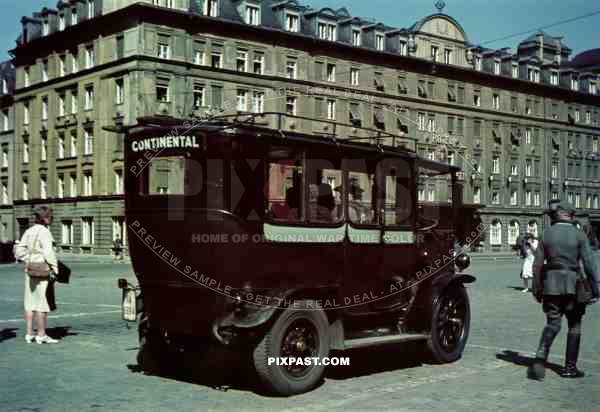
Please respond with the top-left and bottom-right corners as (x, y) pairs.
(560, 333), (585, 378)
(528, 326), (558, 381)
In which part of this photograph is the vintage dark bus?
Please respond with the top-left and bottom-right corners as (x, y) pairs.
(115, 113), (479, 396)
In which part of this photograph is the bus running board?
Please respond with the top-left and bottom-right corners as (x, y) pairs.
(343, 333), (429, 350)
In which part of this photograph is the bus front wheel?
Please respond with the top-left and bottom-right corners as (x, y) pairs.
(426, 285), (471, 363)
(253, 300), (330, 396)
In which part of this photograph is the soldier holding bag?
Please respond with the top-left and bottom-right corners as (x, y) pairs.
(529, 201), (599, 380)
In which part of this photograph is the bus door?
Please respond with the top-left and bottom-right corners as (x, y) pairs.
(342, 159), (386, 315)
(374, 158), (419, 310)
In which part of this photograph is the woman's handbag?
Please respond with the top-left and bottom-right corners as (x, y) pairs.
(576, 273), (594, 304)
(25, 228), (51, 279)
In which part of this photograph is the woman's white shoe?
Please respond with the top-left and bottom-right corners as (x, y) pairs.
(35, 335), (59, 344)
(25, 334), (35, 343)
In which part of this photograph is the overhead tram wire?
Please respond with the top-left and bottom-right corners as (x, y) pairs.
(478, 9), (600, 46)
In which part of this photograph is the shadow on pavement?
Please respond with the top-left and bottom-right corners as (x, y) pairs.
(125, 342), (425, 396)
(46, 326), (79, 341)
(496, 350), (563, 375)
(327, 342), (424, 380)
(0, 328), (18, 342)
(127, 347), (259, 394)
(506, 286), (527, 291)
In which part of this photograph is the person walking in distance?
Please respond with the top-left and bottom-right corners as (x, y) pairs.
(14, 206), (60, 344)
(529, 201), (599, 380)
(520, 234), (538, 293)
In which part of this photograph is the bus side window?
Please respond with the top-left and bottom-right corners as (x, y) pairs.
(348, 172), (376, 225)
(384, 176), (412, 226)
(266, 161), (303, 222)
(307, 168), (343, 224)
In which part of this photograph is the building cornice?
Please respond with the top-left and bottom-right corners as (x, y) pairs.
(10, 3), (600, 107)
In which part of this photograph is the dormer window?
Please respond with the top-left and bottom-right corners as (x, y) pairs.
(87, 0), (95, 18)
(352, 29), (361, 46)
(317, 21), (336, 42)
(285, 12), (299, 32)
(375, 33), (385, 51)
(245, 4), (260, 26)
(444, 49), (452, 64)
(474, 55), (482, 71)
(550, 71), (559, 86)
(528, 68), (539, 83)
(399, 40), (407, 56)
(204, 0), (218, 17)
(430, 45), (439, 62)
(511, 64), (518, 78)
(571, 77), (579, 91)
(42, 21), (49, 36)
(58, 15), (65, 31)
(493, 60), (500, 75)
(71, 8), (78, 25)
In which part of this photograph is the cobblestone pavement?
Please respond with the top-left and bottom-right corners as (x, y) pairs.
(1, 258), (599, 412)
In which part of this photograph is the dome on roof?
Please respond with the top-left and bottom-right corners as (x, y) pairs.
(409, 13), (468, 43)
(569, 48), (600, 69)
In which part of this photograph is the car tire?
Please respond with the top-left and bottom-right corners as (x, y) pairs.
(137, 315), (168, 375)
(253, 300), (330, 396)
(427, 285), (470, 363)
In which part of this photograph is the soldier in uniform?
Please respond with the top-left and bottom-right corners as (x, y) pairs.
(529, 201), (599, 380)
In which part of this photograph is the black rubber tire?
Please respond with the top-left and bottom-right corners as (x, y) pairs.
(427, 285), (471, 363)
(137, 334), (164, 375)
(253, 300), (330, 396)
(136, 316), (168, 375)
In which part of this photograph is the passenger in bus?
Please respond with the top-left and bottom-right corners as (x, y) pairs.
(348, 179), (368, 224)
(307, 170), (336, 222)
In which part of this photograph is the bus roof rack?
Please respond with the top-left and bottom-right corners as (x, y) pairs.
(131, 112), (418, 152)
(108, 112), (460, 174)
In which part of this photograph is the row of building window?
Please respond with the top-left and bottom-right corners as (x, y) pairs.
(490, 221), (539, 246)
(40, 1), (96, 37)
(23, 46), (95, 87)
(19, 85), (98, 126)
(11, 169), (123, 202)
(182, 2), (598, 93)
(153, 41), (599, 122)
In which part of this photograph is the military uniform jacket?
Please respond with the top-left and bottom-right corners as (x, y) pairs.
(532, 221), (600, 297)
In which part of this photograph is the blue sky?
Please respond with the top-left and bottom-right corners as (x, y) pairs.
(1, 0), (599, 61)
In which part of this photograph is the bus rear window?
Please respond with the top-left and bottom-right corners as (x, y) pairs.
(147, 156), (186, 195)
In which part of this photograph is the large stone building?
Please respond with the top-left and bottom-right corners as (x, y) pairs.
(0, 61), (15, 243)
(6, 0), (600, 253)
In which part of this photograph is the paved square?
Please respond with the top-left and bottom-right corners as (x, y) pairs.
(1, 256), (599, 411)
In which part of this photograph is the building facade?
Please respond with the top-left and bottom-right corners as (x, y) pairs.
(8, 0), (600, 253)
(0, 61), (15, 242)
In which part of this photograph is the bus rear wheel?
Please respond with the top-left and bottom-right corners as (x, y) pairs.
(426, 285), (470, 363)
(253, 300), (329, 396)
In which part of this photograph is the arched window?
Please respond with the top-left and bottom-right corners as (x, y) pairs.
(490, 220), (502, 245)
(527, 220), (538, 238)
(508, 221), (520, 246)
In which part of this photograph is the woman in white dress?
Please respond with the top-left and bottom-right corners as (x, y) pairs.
(521, 234), (538, 293)
(14, 206), (59, 344)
